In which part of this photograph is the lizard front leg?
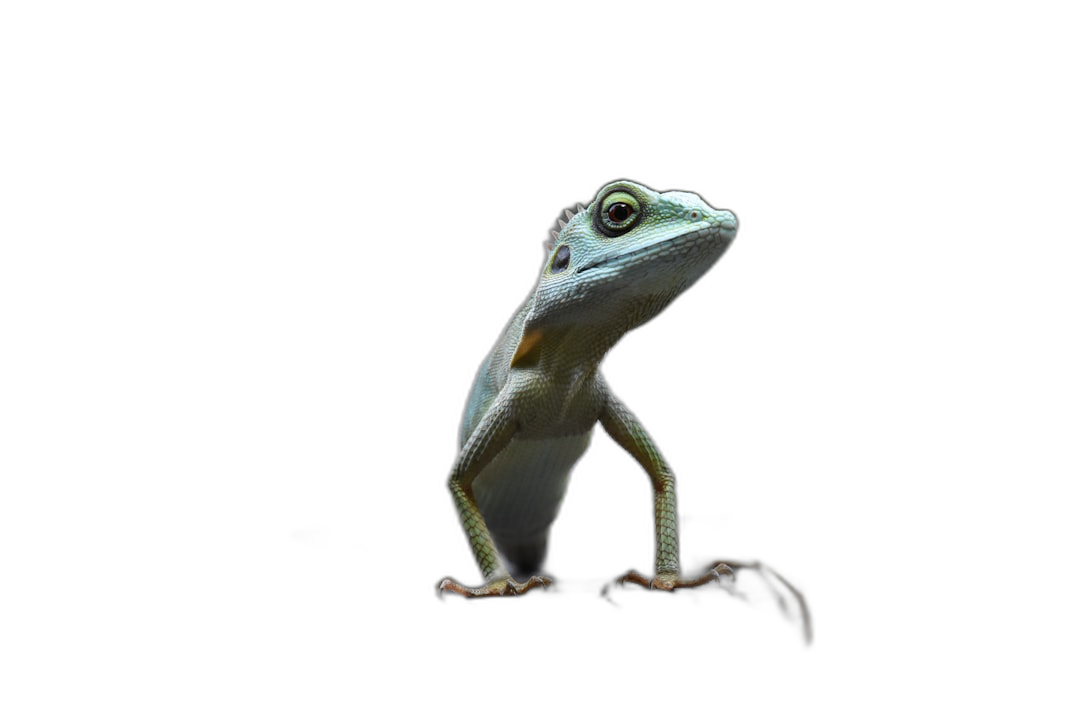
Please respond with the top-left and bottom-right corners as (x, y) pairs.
(599, 392), (733, 591)
(437, 394), (552, 598)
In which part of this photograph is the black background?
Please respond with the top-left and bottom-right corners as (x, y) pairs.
(187, 98), (911, 695)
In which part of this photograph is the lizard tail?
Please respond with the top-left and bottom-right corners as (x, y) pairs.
(493, 530), (549, 577)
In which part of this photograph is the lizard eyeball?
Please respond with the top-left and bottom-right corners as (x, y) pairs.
(608, 203), (632, 222)
(550, 245), (571, 274)
(597, 189), (642, 236)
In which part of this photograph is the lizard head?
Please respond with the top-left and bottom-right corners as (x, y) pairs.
(528, 179), (738, 334)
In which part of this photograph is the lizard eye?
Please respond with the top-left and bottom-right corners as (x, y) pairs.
(607, 203), (632, 223)
(550, 244), (571, 274)
(597, 189), (642, 236)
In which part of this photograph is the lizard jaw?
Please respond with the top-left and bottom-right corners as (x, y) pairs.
(575, 226), (733, 275)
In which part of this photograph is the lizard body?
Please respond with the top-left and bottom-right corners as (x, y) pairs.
(439, 180), (739, 596)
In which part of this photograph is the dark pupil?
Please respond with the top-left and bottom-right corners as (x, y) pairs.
(607, 202), (632, 223)
(552, 245), (571, 273)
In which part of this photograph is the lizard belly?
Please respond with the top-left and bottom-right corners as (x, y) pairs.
(472, 431), (592, 541)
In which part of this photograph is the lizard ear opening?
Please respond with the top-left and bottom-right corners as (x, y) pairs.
(549, 245), (571, 274)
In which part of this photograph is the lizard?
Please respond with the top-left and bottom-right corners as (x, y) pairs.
(437, 179), (794, 607)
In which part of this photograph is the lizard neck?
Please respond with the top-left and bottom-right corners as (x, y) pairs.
(514, 287), (682, 378)
(514, 321), (628, 380)
(506, 321), (625, 437)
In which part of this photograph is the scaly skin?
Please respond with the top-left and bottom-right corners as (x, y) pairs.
(438, 180), (740, 598)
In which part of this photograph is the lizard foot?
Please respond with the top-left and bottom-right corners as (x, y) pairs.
(437, 574), (552, 598)
(611, 562), (735, 592)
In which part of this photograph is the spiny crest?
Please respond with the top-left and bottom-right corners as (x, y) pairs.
(542, 203), (588, 252)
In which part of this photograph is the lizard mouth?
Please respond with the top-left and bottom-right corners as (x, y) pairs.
(578, 232), (704, 274)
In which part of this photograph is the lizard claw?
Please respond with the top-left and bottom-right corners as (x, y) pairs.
(614, 569), (653, 588)
(437, 574), (553, 598)
(612, 563), (735, 591)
